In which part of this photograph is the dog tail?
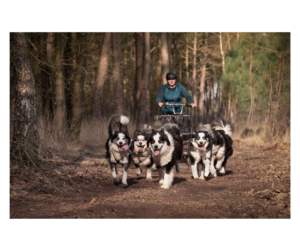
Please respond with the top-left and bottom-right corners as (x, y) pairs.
(107, 114), (129, 136)
(211, 119), (232, 137)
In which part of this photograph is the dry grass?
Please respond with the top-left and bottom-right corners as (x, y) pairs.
(232, 123), (290, 147)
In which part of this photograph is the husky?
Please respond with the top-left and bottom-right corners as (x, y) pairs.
(210, 119), (233, 175)
(188, 124), (214, 179)
(105, 115), (131, 186)
(147, 123), (183, 189)
(129, 124), (155, 179)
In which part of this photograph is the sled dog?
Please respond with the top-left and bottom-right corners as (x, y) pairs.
(147, 123), (183, 189)
(105, 115), (131, 186)
(129, 124), (155, 179)
(210, 119), (233, 175)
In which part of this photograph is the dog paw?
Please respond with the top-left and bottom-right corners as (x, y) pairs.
(146, 176), (153, 180)
(220, 167), (225, 174)
(113, 178), (119, 182)
(161, 185), (170, 189)
(198, 176), (205, 180)
(159, 179), (164, 184)
(192, 175), (199, 179)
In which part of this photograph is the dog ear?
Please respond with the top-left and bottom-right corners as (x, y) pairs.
(192, 132), (196, 138)
(160, 128), (164, 134)
(152, 129), (156, 135)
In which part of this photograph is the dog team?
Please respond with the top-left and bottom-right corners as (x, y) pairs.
(105, 114), (233, 189)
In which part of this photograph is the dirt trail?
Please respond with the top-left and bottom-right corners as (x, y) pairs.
(10, 141), (290, 218)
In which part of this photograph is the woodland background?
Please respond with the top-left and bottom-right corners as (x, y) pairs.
(10, 32), (290, 166)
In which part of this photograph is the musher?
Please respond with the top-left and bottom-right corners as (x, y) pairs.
(156, 71), (196, 114)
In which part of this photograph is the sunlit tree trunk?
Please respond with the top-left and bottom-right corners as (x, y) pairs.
(11, 32), (39, 163)
(111, 32), (124, 114)
(192, 32), (198, 128)
(185, 37), (190, 85)
(93, 33), (111, 120)
(220, 32), (225, 74)
(199, 32), (208, 124)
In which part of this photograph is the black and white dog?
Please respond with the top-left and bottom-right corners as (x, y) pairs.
(129, 124), (155, 179)
(147, 123), (183, 189)
(210, 119), (233, 175)
(188, 120), (233, 179)
(105, 115), (131, 186)
(188, 124), (214, 179)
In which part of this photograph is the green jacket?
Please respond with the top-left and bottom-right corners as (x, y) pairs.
(156, 82), (194, 114)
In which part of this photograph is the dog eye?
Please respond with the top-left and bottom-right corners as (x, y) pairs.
(116, 138), (119, 140)
(158, 140), (162, 143)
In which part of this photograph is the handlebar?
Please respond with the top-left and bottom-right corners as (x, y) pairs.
(161, 103), (193, 108)
(159, 102), (194, 115)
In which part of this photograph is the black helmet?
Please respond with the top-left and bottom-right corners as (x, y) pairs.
(166, 71), (177, 80)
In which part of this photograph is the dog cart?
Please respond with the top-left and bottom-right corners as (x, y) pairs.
(153, 103), (194, 158)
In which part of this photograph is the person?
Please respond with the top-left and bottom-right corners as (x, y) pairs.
(156, 71), (196, 114)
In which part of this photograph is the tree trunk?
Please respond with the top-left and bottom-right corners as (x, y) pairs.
(54, 33), (67, 139)
(192, 33), (198, 128)
(185, 37), (190, 86)
(199, 32), (208, 124)
(137, 33), (150, 126)
(161, 33), (169, 86)
(134, 33), (143, 120)
(111, 33), (124, 115)
(220, 32), (225, 74)
(11, 32), (39, 164)
(93, 33), (111, 120)
(46, 33), (55, 117)
(173, 33), (177, 73)
(167, 33), (172, 69)
(72, 33), (87, 132)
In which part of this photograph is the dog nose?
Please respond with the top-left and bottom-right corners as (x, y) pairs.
(139, 142), (143, 146)
(154, 145), (158, 149)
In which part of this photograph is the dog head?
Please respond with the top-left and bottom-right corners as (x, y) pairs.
(147, 128), (170, 156)
(133, 133), (148, 153)
(191, 131), (210, 151)
(111, 131), (130, 151)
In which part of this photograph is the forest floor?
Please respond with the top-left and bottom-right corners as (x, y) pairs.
(10, 140), (290, 219)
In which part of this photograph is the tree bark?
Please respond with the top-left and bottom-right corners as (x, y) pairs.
(46, 33), (55, 117)
(185, 37), (190, 87)
(137, 33), (150, 126)
(11, 32), (39, 163)
(161, 33), (169, 86)
(220, 32), (225, 74)
(199, 32), (208, 124)
(111, 33), (124, 115)
(134, 33), (143, 120)
(72, 33), (87, 132)
(167, 33), (172, 69)
(93, 33), (111, 120)
(192, 33), (198, 128)
(54, 33), (68, 139)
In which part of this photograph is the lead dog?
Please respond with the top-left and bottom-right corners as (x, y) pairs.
(147, 123), (183, 189)
(105, 114), (131, 186)
(129, 124), (155, 179)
